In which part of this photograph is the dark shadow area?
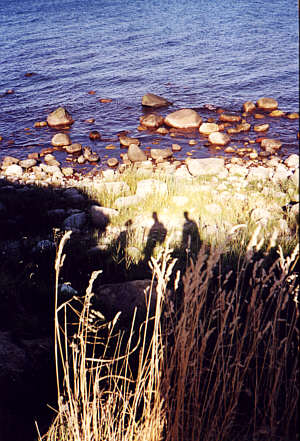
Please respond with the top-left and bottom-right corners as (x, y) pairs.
(143, 211), (167, 263)
(180, 211), (201, 258)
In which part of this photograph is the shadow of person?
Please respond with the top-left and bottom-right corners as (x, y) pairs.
(143, 212), (167, 263)
(181, 211), (201, 258)
(113, 219), (133, 257)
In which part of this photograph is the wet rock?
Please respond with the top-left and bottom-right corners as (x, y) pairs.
(219, 113), (241, 123)
(208, 131), (230, 145)
(269, 109), (285, 117)
(4, 164), (23, 177)
(256, 97), (278, 111)
(83, 147), (100, 162)
(186, 157), (225, 176)
(128, 144), (147, 162)
(199, 122), (219, 135)
(260, 138), (282, 153)
(164, 108), (202, 129)
(107, 157), (119, 167)
(51, 133), (71, 147)
(171, 143), (182, 152)
(47, 107), (74, 128)
(156, 127), (169, 135)
(150, 148), (173, 160)
(286, 112), (299, 119)
(140, 113), (164, 129)
(89, 130), (101, 140)
(254, 123), (269, 132)
(142, 93), (171, 108)
(65, 143), (82, 154)
(136, 179), (168, 197)
(243, 101), (256, 112)
(119, 135), (140, 147)
(34, 121), (47, 128)
(19, 159), (37, 169)
(284, 154), (299, 169)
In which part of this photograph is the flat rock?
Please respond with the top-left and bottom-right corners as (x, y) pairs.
(164, 108), (202, 129)
(142, 93), (171, 108)
(208, 131), (230, 145)
(119, 136), (140, 147)
(107, 157), (119, 167)
(186, 158), (225, 176)
(47, 107), (74, 128)
(65, 143), (82, 154)
(127, 144), (147, 162)
(140, 113), (164, 128)
(219, 113), (241, 123)
(19, 159), (37, 169)
(254, 123), (269, 132)
(256, 97), (278, 111)
(199, 122), (219, 135)
(150, 148), (173, 160)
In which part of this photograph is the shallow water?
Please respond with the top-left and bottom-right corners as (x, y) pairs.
(0, 0), (298, 169)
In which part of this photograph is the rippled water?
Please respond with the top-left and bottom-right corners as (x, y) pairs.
(0, 0), (299, 169)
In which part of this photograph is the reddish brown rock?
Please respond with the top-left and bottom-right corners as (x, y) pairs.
(219, 113), (241, 123)
(89, 130), (101, 140)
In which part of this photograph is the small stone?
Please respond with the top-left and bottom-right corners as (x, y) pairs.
(257, 97), (278, 111)
(105, 144), (116, 150)
(219, 113), (241, 123)
(224, 146), (236, 153)
(189, 139), (197, 146)
(171, 143), (182, 152)
(142, 93), (171, 108)
(85, 118), (95, 123)
(107, 157), (119, 167)
(62, 167), (74, 177)
(89, 130), (101, 140)
(254, 123), (269, 132)
(286, 112), (299, 119)
(65, 143), (82, 154)
(51, 132), (71, 147)
(208, 132), (230, 146)
(156, 127), (169, 135)
(34, 121), (47, 128)
(243, 101), (256, 113)
(269, 110), (285, 117)
(83, 147), (100, 162)
(254, 113), (265, 119)
(99, 98), (112, 103)
(119, 136), (140, 147)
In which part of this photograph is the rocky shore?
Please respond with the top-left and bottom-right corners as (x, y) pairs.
(0, 94), (299, 441)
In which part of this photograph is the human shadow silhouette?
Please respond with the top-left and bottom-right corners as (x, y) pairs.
(143, 212), (167, 262)
(180, 211), (201, 258)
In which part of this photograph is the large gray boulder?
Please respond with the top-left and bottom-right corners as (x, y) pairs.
(141, 93), (171, 108)
(164, 108), (202, 129)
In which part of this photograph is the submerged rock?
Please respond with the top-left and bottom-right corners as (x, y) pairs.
(140, 113), (164, 129)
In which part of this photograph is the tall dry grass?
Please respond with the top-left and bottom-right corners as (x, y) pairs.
(43, 231), (299, 441)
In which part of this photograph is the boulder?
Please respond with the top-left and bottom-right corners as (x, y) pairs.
(90, 205), (118, 229)
(140, 113), (164, 129)
(127, 144), (147, 162)
(114, 195), (143, 209)
(208, 131), (230, 145)
(256, 97), (278, 111)
(19, 159), (37, 169)
(247, 166), (273, 181)
(164, 108), (202, 129)
(51, 132), (71, 147)
(63, 212), (87, 231)
(142, 93), (171, 108)
(47, 107), (74, 128)
(150, 148), (173, 160)
(199, 122), (219, 135)
(186, 158), (225, 177)
(243, 101), (256, 113)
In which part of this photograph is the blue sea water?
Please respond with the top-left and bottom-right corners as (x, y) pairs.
(0, 0), (299, 166)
